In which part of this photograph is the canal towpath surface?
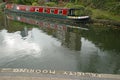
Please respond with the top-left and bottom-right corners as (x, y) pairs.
(0, 68), (120, 80)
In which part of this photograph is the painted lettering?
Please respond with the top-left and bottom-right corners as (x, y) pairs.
(35, 70), (41, 73)
(63, 71), (68, 75)
(49, 70), (56, 74)
(69, 72), (77, 76)
(29, 69), (35, 73)
(42, 70), (48, 74)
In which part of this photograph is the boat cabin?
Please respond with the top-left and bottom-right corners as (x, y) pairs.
(28, 6), (69, 16)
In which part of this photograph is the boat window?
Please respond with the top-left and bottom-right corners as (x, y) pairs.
(44, 8), (47, 13)
(35, 8), (39, 12)
(59, 10), (62, 15)
(51, 9), (54, 14)
(26, 7), (29, 11)
(69, 9), (75, 16)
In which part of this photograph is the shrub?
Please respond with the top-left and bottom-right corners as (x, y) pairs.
(45, 2), (57, 7)
(108, 2), (120, 15)
(84, 8), (92, 16)
(32, 2), (39, 6)
(38, 0), (45, 6)
(65, 3), (92, 16)
(0, 3), (6, 11)
(64, 3), (74, 8)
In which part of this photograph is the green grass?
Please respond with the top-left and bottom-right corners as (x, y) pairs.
(91, 9), (120, 22)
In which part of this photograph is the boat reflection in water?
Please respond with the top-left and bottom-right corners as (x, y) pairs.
(6, 13), (88, 51)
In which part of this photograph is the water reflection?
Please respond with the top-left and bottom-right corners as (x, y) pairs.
(5, 12), (86, 51)
(79, 38), (120, 74)
(80, 26), (120, 74)
(0, 12), (120, 74)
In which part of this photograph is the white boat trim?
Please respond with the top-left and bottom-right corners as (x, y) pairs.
(68, 16), (89, 19)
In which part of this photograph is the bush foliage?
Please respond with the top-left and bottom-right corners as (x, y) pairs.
(65, 3), (92, 16)
(45, 2), (57, 7)
(78, 0), (120, 15)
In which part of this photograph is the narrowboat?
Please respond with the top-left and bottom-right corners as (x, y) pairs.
(5, 3), (90, 23)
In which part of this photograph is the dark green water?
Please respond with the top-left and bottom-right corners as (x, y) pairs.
(0, 12), (120, 74)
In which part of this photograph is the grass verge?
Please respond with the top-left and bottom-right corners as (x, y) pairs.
(91, 9), (120, 22)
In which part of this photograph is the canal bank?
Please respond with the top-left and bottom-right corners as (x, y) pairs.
(90, 19), (120, 27)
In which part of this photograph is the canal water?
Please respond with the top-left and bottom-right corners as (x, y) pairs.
(0, 12), (120, 74)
